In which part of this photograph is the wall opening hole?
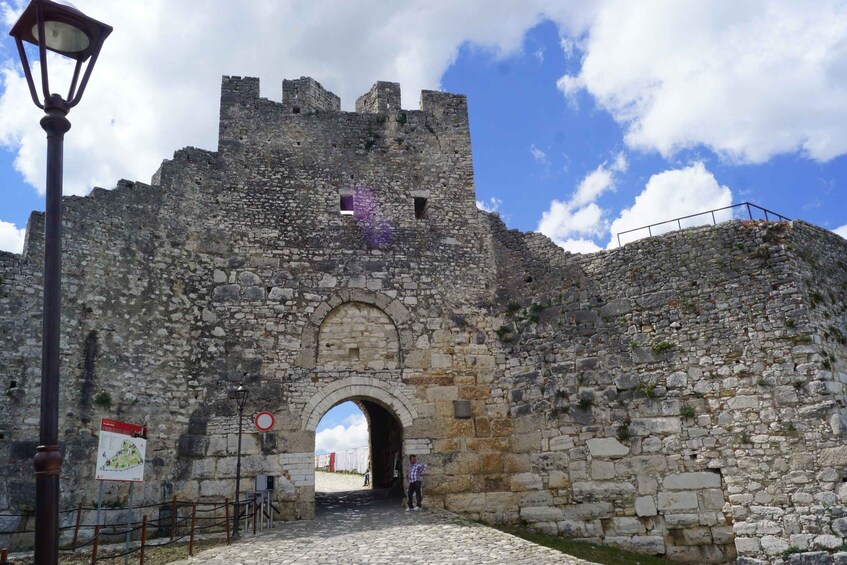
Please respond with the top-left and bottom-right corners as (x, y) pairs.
(296, 141), (301, 146)
(340, 195), (355, 215)
(348, 347), (360, 360)
(9, 380), (17, 389)
(414, 197), (428, 220)
(292, 107), (301, 114)
(524, 275), (533, 283)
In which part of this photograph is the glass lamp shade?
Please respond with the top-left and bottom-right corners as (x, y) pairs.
(33, 19), (90, 53)
(230, 385), (249, 410)
(9, 0), (112, 62)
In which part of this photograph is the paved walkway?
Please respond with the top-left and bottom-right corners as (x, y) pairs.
(170, 472), (597, 565)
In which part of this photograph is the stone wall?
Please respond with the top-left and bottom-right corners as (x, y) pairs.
(0, 75), (845, 564)
(479, 218), (847, 564)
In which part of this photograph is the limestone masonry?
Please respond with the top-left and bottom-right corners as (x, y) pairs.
(1, 76), (847, 565)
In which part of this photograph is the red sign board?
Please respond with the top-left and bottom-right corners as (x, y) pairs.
(101, 419), (147, 438)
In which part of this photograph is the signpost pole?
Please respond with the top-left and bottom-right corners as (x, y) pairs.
(124, 482), (134, 565)
(95, 480), (104, 525)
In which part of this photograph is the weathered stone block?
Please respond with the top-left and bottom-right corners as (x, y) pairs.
(663, 472), (721, 490)
(630, 418), (681, 436)
(548, 470), (569, 489)
(635, 496), (657, 517)
(614, 455), (668, 476)
(591, 460), (616, 480)
(561, 502), (614, 520)
(820, 446), (847, 466)
(572, 481), (635, 501)
(511, 473), (543, 491)
(586, 437), (630, 458)
(444, 493), (486, 513)
(658, 491), (698, 511)
(606, 517), (647, 535)
(520, 506), (564, 522)
(788, 552), (834, 565)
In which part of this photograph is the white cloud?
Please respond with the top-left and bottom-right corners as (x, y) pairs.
(608, 162), (732, 247)
(558, 0), (847, 163)
(559, 238), (602, 254)
(534, 48), (545, 63)
(476, 196), (502, 214)
(315, 413), (368, 454)
(529, 144), (548, 164)
(834, 224), (847, 239)
(537, 153), (627, 251)
(0, 220), (25, 254)
(0, 0), (599, 198)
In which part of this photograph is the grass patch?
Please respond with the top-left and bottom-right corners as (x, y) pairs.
(493, 525), (684, 565)
(651, 340), (675, 355)
(93, 390), (112, 409)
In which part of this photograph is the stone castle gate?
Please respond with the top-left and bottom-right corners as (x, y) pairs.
(1, 75), (846, 564)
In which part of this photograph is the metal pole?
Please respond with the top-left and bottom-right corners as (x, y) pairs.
(224, 497), (231, 544)
(232, 405), (244, 539)
(72, 501), (82, 546)
(747, 202), (752, 220)
(124, 482), (134, 565)
(96, 481), (104, 525)
(34, 106), (71, 565)
(139, 515), (147, 565)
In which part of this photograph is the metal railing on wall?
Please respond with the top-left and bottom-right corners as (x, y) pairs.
(615, 201), (791, 248)
(0, 492), (279, 564)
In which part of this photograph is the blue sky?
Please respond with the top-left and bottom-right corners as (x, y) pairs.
(2, 2), (846, 448)
(1, 2), (845, 255)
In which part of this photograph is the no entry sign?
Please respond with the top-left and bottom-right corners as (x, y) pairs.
(255, 411), (274, 432)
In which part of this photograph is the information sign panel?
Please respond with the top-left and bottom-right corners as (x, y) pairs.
(95, 419), (147, 482)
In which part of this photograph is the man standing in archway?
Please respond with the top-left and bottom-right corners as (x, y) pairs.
(406, 455), (428, 511)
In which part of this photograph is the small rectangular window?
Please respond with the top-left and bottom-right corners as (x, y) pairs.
(414, 197), (428, 220)
(340, 195), (354, 215)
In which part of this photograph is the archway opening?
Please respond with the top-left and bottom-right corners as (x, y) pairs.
(313, 398), (404, 510)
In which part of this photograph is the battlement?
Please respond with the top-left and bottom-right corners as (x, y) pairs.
(220, 75), (467, 117)
(355, 81), (400, 113)
(282, 76), (341, 113)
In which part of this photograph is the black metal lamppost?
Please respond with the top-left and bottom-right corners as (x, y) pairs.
(8, 2), (111, 564)
(229, 384), (249, 539)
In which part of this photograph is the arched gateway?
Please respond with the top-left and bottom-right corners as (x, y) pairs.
(302, 296), (420, 498)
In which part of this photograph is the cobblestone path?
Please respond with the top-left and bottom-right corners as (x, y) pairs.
(169, 472), (597, 564)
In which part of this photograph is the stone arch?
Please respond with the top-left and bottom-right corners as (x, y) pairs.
(317, 302), (400, 370)
(296, 289), (414, 369)
(302, 376), (417, 432)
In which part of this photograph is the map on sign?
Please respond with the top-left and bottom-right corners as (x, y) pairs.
(95, 419), (147, 482)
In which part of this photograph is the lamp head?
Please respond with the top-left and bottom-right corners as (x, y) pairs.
(9, 0), (112, 111)
(10, 0), (112, 62)
(229, 384), (249, 410)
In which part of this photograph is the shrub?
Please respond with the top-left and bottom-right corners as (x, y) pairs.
(93, 390), (112, 409)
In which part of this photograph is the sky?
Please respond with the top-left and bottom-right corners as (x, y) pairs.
(1, 1), (846, 255)
(2, 1), (847, 448)
(315, 403), (367, 455)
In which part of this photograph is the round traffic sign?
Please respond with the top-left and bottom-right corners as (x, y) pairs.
(255, 411), (274, 432)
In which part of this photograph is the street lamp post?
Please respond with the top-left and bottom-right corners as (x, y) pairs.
(9, 2), (111, 564)
(229, 384), (249, 539)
